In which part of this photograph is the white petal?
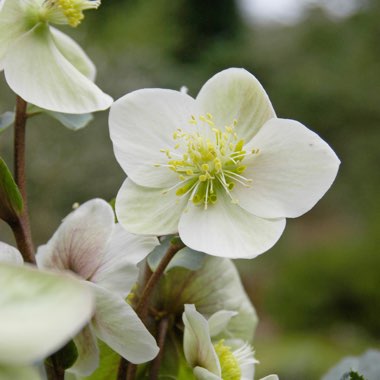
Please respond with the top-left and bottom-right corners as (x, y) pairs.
(208, 310), (238, 337)
(36, 199), (114, 280)
(91, 224), (159, 297)
(4, 24), (112, 113)
(196, 68), (275, 142)
(50, 27), (96, 81)
(183, 305), (221, 376)
(178, 193), (286, 259)
(193, 367), (222, 380)
(109, 88), (198, 187)
(236, 118), (341, 218)
(91, 285), (159, 364)
(0, 263), (94, 365)
(0, 366), (42, 380)
(0, 0), (29, 69)
(69, 325), (99, 376)
(260, 376), (279, 380)
(0, 242), (23, 265)
(116, 178), (187, 235)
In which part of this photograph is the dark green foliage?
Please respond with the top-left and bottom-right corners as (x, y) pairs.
(341, 370), (366, 380)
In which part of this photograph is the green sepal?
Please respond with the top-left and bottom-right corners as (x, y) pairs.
(0, 112), (15, 134)
(148, 236), (205, 273)
(0, 157), (23, 224)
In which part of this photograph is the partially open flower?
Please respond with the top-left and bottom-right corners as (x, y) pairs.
(110, 68), (340, 259)
(0, 0), (113, 113)
(183, 304), (278, 380)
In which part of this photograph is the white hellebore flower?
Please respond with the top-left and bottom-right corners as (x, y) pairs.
(35, 199), (159, 376)
(110, 68), (340, 259)
(182, 304), (278, 380)
(0, 242), (95, 380)
(0, 0), (113, 113)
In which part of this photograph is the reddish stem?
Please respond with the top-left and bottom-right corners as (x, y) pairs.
(12, 96), (35, 264)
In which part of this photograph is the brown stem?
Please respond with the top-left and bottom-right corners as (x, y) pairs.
(149, 317), (169, 380)
(12, 96), (35, 263)
(117, 240), (184, 380)
(45, 354), (65, 380)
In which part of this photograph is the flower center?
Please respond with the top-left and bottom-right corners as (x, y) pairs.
(41, 0), (100, 27)
(156, 113), (259, 209)
(214, 340), (241, 380)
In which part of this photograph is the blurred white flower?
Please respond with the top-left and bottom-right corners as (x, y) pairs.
(0, 243), (95, 379)
(110, 68), (340, 259)
(35, 198), (160, 376)
(0, 0), (113, 113)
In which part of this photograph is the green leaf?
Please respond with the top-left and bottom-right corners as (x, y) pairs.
(148, 236), (205, 273)
(81, 340), (119, 380)
(0, 157), (23, 223)
(49, 340), (79, 372)
(0, 112), (15, 133)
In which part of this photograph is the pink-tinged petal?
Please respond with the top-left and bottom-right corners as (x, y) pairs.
(236, 118), (341, 218)
(196, 68), (275, 143)
(36, 199), (114, 280)
(179, 193), (285, 259)
(91, 224), (159, 297)
(109, 88), (198, 188)
(69, 325), (99, 376)
(91, 285), (159, 364)
(116, 178), (187, 236)
(183, 304), (221, 377)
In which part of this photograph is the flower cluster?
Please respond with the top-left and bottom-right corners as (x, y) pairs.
(0, 0), (342, 373)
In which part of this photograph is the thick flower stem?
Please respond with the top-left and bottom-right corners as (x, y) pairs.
(45, 354), (65, 380)
(117, 240), (185, 380)
(149, 317), (169, 380)
(12, 96), (35, 263)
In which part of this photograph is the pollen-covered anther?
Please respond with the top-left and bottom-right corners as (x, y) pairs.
(157, 114), (259, 208)
(214, 340), (241, 380)
(43, 0), (101, 27)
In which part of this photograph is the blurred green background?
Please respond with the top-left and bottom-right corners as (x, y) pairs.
(1, 0), (379, 378)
